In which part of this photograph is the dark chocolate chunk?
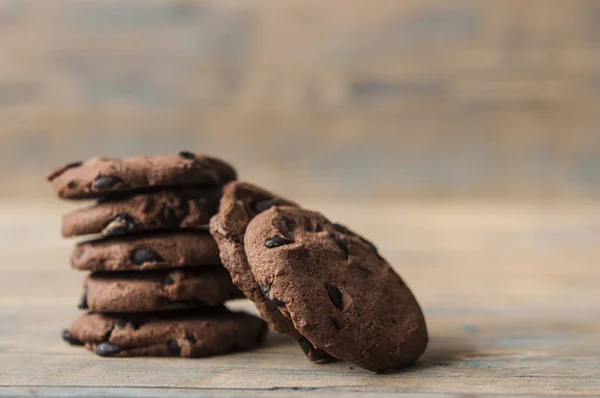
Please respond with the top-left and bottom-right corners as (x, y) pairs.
(67, 181), (77, 189)
(162, 204), (181, 228)
(265, 236), (294, 248)
(106, 214), (138, 235)
(167, 339), (181, 356)
(332, 223), (354, 236)
(253, 199), (277, 214)
(260, 285), (271, 300)
(271, 297), (286, 307)
(95, 341), (124, 357)
(299, 336), (314, 356)
(77, 290), (88, 310)
(162, 275), (175, 286)
(331, 235), (349, 257)
(178, 151), (196, 160)
(326, 284), (344, 310)
(131, 248), (163, 265)
(186, 334), (197, 344)
(65, 161), (83, 170)
(93, 176), (123, 190)
(62, 329), (84, 346)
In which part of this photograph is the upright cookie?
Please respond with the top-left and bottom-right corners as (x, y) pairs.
(62, 188), (221, 237)
(244, 206), (428, 372)
(72, 231), (220, 272)
(62, 308), (267, 358)
(47, 153), (236, 199)
(81, 267), (244, 313)
(209, 181), (330, 362)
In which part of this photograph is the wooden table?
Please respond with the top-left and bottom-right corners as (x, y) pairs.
(1, 200), (599, 397)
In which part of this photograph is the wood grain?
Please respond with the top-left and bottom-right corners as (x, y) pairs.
(1, 0), (600, 199)
(0, 200), (599, 396)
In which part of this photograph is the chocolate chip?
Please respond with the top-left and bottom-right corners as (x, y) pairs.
(65, 161), (83, 170)
(162, 275), (175, 286)
(231, 235), (241, 244)
(260, 285), (271, 299)
(261, 284), (286, 307)
(253, 199), (277, 214)
(362, 239), (379, 255)
(62, 329), (83, 346)
(332, 223), (354, 236)
(326, 284), (343, 310)
(179, 151), (196, 160)
(95, 341), (124, 357)
(167, 340), (181, 356)
(328, 316), (340, 331)
(265, 236), (294, 248)
(131, 248), (163, 265)
(314, 223), (323, 232)
(162, 204), (181, 228)
(186, 334), (197, 344)
(93, 176), (123, 190)
(77, 290), (88, 310)
(67, 181), (77, 189)
(106, 214), (138, 235)
(331, 235), (349, 257)
(298, 337), (314, 356)
(271, 297), (286, 307)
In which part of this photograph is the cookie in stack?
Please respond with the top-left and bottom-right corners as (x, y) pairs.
(48, 153), (267, 358)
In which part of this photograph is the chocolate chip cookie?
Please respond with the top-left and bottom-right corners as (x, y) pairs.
(244, 206), (428, 372)
(81, 267), (244, 313)
(62, 188), (221, 237)
(209, 181), (330, 362)
(47, 153), (236, 199)
(62, 308), (267, 358)
(72, 231), (220, 272)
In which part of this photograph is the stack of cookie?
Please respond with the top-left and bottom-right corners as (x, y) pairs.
(48, 153), (267, 358)
(48, 152), (429, 372)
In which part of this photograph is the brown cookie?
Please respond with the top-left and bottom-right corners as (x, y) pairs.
(47, 153), (236, 199)
(72, 231), (220, 272)
(62, 188), (221, 237)
(62, 308), (268, 358)
(244, 206), (428, 372)
(80, 267), (244, 313)
(209, 181), (330, 362)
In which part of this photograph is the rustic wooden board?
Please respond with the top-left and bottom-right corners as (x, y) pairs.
(1, 201), (599, 396)
(2, 0), (600, 199)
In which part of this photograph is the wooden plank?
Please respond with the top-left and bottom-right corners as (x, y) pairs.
(2, 0), (600, 199)
(0, 201), (599, 396)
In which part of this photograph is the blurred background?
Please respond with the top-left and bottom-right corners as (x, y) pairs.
(2, 0), (600, 201)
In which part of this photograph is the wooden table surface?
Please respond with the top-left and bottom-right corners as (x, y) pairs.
(1, 200), (599, 397)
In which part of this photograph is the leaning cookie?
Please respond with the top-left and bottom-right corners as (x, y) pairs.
(79, 267), (244, 313)
(62, 308), (267, 358)
(244, 206), (428, 373)
(62, 188), (221, 237)
(47, 152), (236, 199)
(71, 231), (220, 272)
(209, 181), (331, 362)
